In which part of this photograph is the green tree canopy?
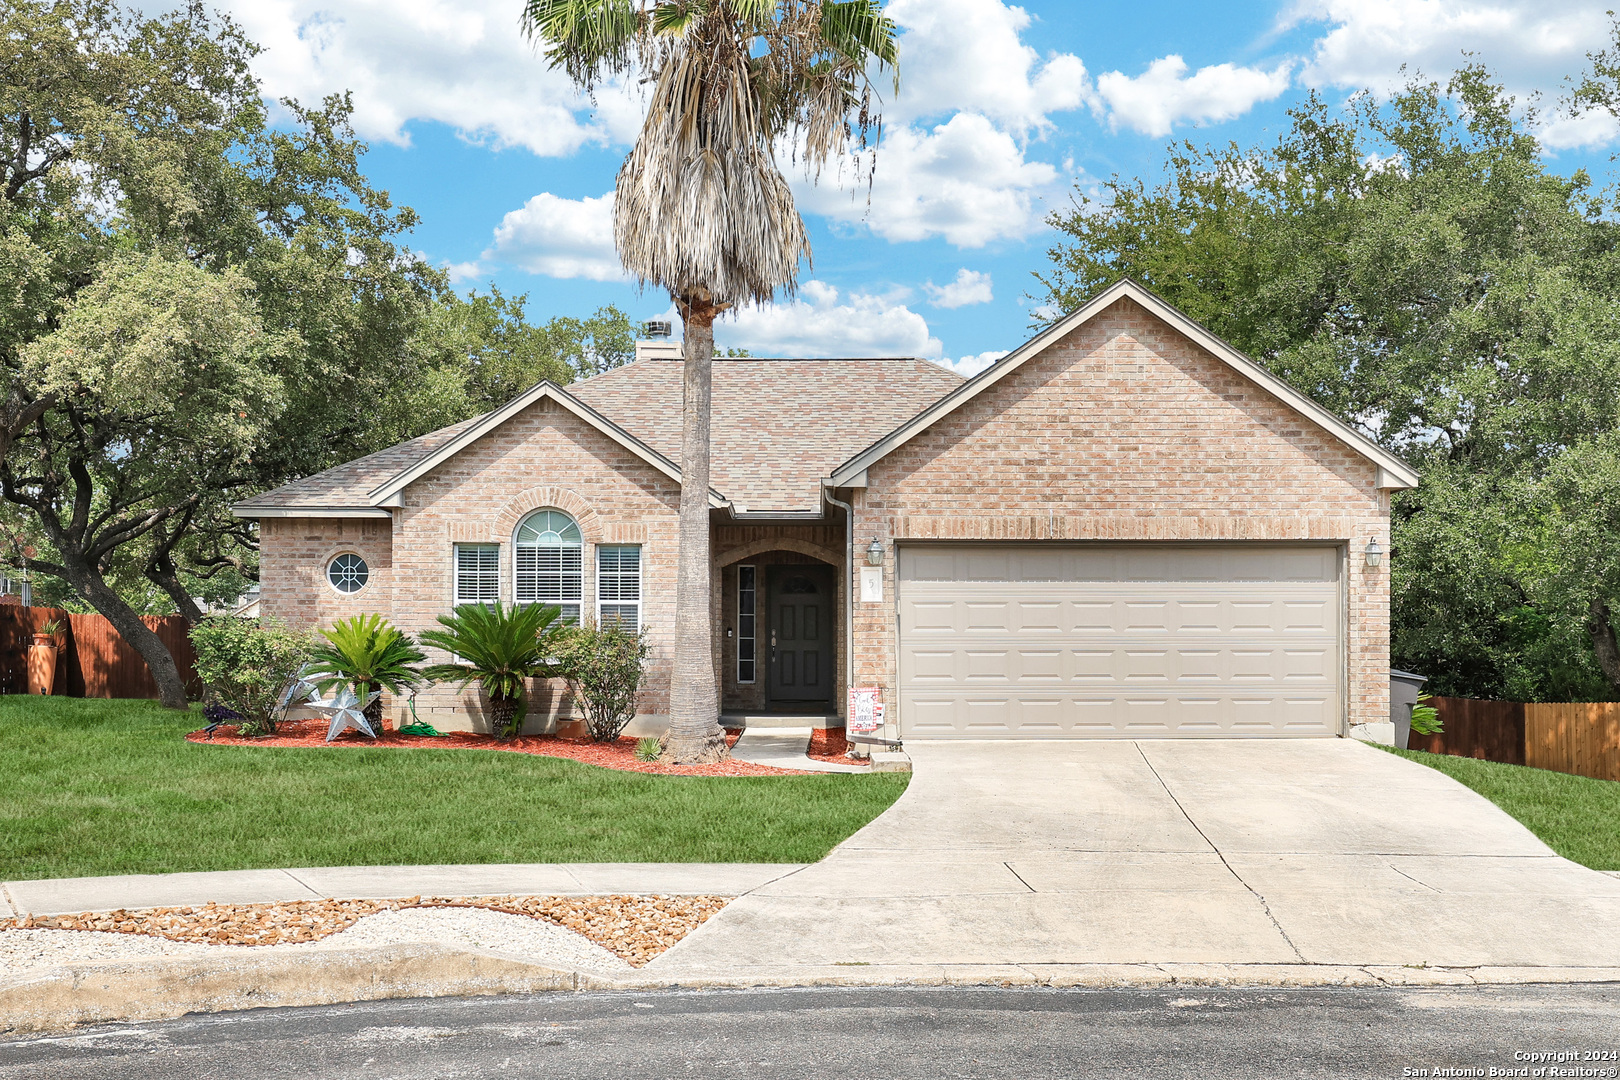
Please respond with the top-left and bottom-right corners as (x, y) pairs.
(0, 0), (436, 705)
(1036, 63), (1620, 701)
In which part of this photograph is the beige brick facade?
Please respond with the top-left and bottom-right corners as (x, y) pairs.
(261, 398), (685, 733)
(846, 296), (1391, 736)
(252, 292), (1400, 739)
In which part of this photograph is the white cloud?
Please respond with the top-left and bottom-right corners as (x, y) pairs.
(1287, 0), (1606, 95)
(797, 114), (1062, 247)
(938, 350), (1009, 376)
(1284, 1), (1616, 148)
(885, 0), (1098, 134)
(925, 269), (995, 308)
(1096, 56), (1296, 137)
(216, 0), (644, 154)
(485, 192), (624, 281)
(706, 281), (943, 359)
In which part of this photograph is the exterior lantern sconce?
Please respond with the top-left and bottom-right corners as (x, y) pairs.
(866, 538), (885, 566)
(1365, 538), (1383, 568)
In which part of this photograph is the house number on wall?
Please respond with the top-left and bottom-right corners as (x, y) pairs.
(859, 566), (883, 603)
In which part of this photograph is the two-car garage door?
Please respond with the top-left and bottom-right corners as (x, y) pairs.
(896, 544), (1344, 739)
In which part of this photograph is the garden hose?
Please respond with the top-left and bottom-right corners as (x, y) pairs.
(398, 689), (446, 737)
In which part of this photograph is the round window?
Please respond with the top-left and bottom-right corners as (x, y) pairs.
(327, 553), (369, 594)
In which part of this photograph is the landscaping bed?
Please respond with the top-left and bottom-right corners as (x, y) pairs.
(806, 727), (865, 766)
(1382, 745), (1620, 870)
(3, 894), (726, 967)
(189, 720), (806, 777)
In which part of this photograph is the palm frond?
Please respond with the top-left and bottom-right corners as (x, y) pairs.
(819, 0), (898, 83)
(521, 0), (639, 88)
(418, 602), (564, 703)
(306, 613), (425, 695)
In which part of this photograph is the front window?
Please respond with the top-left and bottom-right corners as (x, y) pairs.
(514, 510), (581, 622)
(597, 545), (642, 631)
(453, 544), (499, 606)
(737, 565), (756, 683)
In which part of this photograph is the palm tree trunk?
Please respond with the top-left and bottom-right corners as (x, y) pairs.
(663, 294), (727, 763)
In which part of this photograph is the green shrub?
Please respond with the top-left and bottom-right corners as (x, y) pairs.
(189, 617), (315, 736)
(420, 603), (565, 739)
(306, 614), (426, 731)
(1410, 691), (1443, 736)
(634, 737), (661, 762)
(556, 622), (650, 743)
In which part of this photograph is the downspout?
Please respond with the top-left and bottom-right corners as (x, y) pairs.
(822, 484), (856, 742)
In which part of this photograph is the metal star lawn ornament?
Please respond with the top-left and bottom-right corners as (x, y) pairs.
(308, 684), (381, 742)
(275, 668), (320, 721)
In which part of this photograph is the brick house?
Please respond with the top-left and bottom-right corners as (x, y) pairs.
(234, 280), (1418, 741)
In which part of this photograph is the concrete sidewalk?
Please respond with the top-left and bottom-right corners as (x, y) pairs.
(0, 863), (804, 918)
(729, 729), (866, 773)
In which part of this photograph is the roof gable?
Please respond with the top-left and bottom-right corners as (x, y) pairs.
(234, 382), (723, 518)
(827, 280), (1419, 491)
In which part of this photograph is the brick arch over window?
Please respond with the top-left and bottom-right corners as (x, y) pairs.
(492, 487), (601, 544)
(717, 538), (843, 569)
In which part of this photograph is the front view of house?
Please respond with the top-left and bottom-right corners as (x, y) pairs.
(234, 281), (1419, 741)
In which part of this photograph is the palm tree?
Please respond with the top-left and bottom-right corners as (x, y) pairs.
(306, 614), (428, 734)
(420, 602), (566, 739)
(522, 0), (899, 762)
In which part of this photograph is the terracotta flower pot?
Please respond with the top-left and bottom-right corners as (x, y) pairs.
(27, 637), (58, 696)
(555, 718), (588, 740)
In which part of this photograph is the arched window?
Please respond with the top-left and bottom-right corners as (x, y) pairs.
(514, 509), (581, 622)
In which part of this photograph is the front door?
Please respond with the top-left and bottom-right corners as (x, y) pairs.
(767, 566), (833, 706)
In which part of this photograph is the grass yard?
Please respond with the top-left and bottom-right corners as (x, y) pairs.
(1382, 746), (1620, 870)
(0, 696), (908, 882)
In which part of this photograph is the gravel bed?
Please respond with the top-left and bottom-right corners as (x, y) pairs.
(0, 894), (729, 978)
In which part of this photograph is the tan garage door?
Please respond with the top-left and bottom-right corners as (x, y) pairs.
(897, 544), (1343, 739)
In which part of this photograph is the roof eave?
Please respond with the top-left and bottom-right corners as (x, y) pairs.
(231, 506), (394, 519)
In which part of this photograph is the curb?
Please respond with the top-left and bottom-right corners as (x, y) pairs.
(6, 949), (1620, 1034)
(0, 944), (613, 1035)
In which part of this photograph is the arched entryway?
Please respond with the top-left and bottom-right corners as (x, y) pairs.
(717, 546), (841, 715)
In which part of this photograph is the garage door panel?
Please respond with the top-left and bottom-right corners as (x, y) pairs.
(897, 544), (1343, 738)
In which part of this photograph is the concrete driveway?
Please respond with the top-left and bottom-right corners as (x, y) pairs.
(650, 740), (1620, 982)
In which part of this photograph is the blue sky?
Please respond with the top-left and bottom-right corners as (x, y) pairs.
(215, 0), (1619, 372)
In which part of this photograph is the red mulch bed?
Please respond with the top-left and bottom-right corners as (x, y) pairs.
(807, 727), (867, 767)
(186, 721), (809, 776)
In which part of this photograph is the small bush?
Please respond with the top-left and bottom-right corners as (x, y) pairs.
(1410, 691), (1443, 736)
(190, 617), (315, 736)
(634, 737), (661, 762)
(556, 623), (651, 743)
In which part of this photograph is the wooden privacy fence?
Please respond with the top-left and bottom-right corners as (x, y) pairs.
(1409, 696), (1620, 783)
(0, 604), (199, 700)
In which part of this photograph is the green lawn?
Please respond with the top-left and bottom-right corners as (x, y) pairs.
(0, 696), (908, 881)
(1381, 746), (1620, 870)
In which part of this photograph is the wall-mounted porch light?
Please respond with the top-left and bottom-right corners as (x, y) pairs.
(1365, 538), (1383, 568)
(866, 538), (885, 566)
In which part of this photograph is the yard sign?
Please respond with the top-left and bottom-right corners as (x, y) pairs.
(848, 687), (885, 733)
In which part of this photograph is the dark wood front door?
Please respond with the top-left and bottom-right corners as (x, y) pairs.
(767, 566), (833, 705)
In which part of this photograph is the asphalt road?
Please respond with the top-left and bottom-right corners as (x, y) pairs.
(3, 985), (1618, 1079)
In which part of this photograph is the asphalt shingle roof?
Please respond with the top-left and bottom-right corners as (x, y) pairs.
(570, 357), (963, 511)
(237, 357), (963, 514)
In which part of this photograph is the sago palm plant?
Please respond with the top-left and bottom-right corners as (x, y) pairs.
(522, 0), (899, 762)
(419, 602), (566, 740)
(306, 614), (427, 733)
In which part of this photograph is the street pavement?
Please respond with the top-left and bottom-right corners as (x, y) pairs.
(651, 739), (1620, 979)
(2, 984), (1616, 1079)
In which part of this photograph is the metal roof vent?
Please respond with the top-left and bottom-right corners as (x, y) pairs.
(643, 319), (673, 339)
